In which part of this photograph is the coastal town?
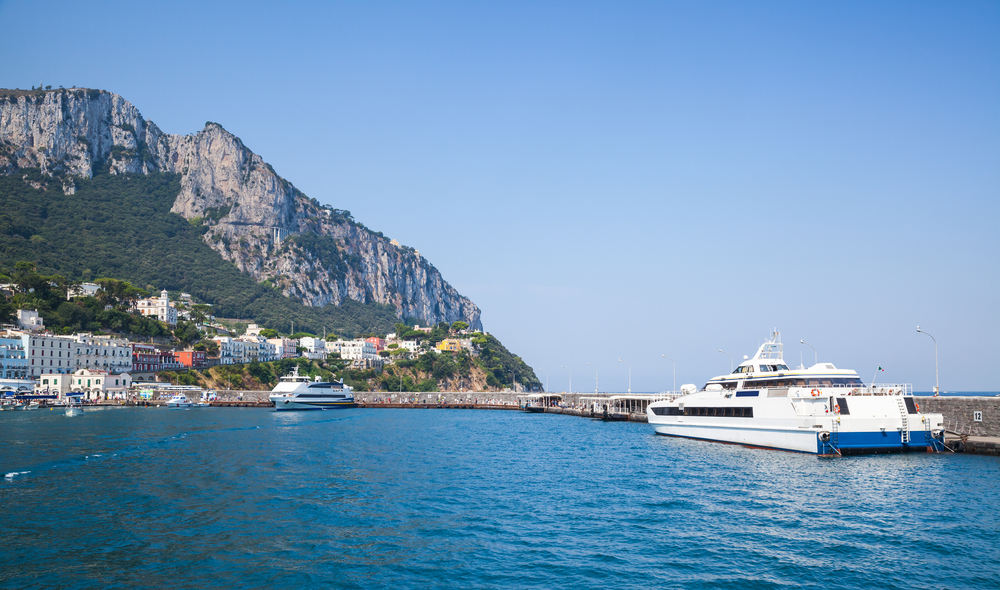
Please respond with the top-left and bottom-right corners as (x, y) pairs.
(0, 282), (493, 401)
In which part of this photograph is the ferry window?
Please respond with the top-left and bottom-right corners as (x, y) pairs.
(777, 364), (789, 371)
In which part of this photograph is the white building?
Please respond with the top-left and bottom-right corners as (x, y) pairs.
(36, 373), (74, 397)
(17, 309), (44, 331)
(331, 339), (378, 362)
(73, 333), (132, 373)
(393, 340), (420, 354)
(237, 335), (278, 363)
(214, 337), (252, 365)
(137, 290), (178, 326)
(267, 337), (298, 359)
(67, 282), (101, 299)
(23, 333), (76, 378)
(72, 369), (132, 400)
(299, 337), (327, 360)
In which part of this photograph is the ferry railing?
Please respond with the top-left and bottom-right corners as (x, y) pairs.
(764, 384), (914, 396)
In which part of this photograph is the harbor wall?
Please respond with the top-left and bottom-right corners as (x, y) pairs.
(915, 396), (1000, 437)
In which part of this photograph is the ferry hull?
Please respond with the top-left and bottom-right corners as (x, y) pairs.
(270, 398), (357, 411)
(653, 423), (942, 455)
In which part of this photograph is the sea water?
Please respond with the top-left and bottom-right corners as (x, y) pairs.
(1, 407), (998, 589)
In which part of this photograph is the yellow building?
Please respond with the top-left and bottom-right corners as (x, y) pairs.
(436, 339), (461, 353)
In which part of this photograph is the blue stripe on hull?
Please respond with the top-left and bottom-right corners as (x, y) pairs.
(273, 402), (357, 411)
(819, 430), (939, 455)
(654, 427), (940, 456)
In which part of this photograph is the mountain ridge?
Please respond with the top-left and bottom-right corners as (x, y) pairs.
(0, 87), (481, 329)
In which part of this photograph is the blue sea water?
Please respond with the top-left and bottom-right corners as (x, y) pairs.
(1, 407), (998, 590)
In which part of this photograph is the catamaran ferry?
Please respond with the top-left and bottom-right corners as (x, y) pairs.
(269, 366), (356, 411)
(646, 331), (946, 455)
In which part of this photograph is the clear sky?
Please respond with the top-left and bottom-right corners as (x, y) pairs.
(2, 0), (998, 392)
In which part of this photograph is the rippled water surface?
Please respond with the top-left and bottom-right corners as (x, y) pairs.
(2, 407), (998, 589)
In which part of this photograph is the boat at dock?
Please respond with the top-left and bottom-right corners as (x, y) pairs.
(646, 331), (946, 455)
(165, 394), (194, 408)
(269, 366), (356, 411)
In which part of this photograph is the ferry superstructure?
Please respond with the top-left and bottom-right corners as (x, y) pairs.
(646, 331), (945, 455)
(269, 366), (356, 411)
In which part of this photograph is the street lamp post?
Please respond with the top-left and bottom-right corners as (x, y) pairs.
(719, 349), (733, 373)
(619, 358), (631, 394)
(916, 326), (939, 395)
(800, 340), (817, 366)
(561, 365), (572, 394)
(662, 354), (675, 393)
(587, 362), (598, 394)
(542, 369), (548, 393)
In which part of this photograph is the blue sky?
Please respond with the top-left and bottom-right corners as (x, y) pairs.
(2, 0), (998, 391)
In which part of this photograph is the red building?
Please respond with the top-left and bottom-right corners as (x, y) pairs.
(132, 344), (161, 372)
(365, 337), (386, 352)
(174, 350), (208, 369)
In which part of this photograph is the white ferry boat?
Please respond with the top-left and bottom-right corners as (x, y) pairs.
(165, 394), (194, 408)
(646, 331), (946, 455)
(269, 366), (356, 411)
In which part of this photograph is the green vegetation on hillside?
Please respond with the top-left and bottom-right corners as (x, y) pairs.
(0, 262), (170, 337)
(0, 167), (399, 337)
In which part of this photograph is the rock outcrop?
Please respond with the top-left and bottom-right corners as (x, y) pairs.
(0, 88), (481, 329)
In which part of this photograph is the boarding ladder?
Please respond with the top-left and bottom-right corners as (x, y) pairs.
(830, 418), (842, 456)
(895, 397), (910, 444)
(924, 415), (950, 453)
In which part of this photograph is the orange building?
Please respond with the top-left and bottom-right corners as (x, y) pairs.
(174, 350), (208, 369)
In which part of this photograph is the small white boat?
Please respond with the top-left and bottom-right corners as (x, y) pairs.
(165, 394), (194, 408)
(65, 393), (85, 416)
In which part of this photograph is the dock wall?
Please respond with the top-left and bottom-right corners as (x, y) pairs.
(915, 396), (1000, 437)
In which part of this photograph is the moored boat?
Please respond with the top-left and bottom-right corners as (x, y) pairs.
(269, 366), (356, 411)
(646, 331), (946, 455)
(165, 394), (194, 408)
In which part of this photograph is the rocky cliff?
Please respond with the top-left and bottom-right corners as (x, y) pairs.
(0, 88), (481, 329)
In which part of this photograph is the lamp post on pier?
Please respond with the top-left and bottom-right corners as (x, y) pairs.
(916, 326), (939, 395)
(619, 358), (631, 394)
(587, 362), (598, 394)
(561, 365), (571, 394)
(800, 340), (817, 366)
(719, 349), (733, 373)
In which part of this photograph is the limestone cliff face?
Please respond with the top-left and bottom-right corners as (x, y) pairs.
(0, 88), (482, 329)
